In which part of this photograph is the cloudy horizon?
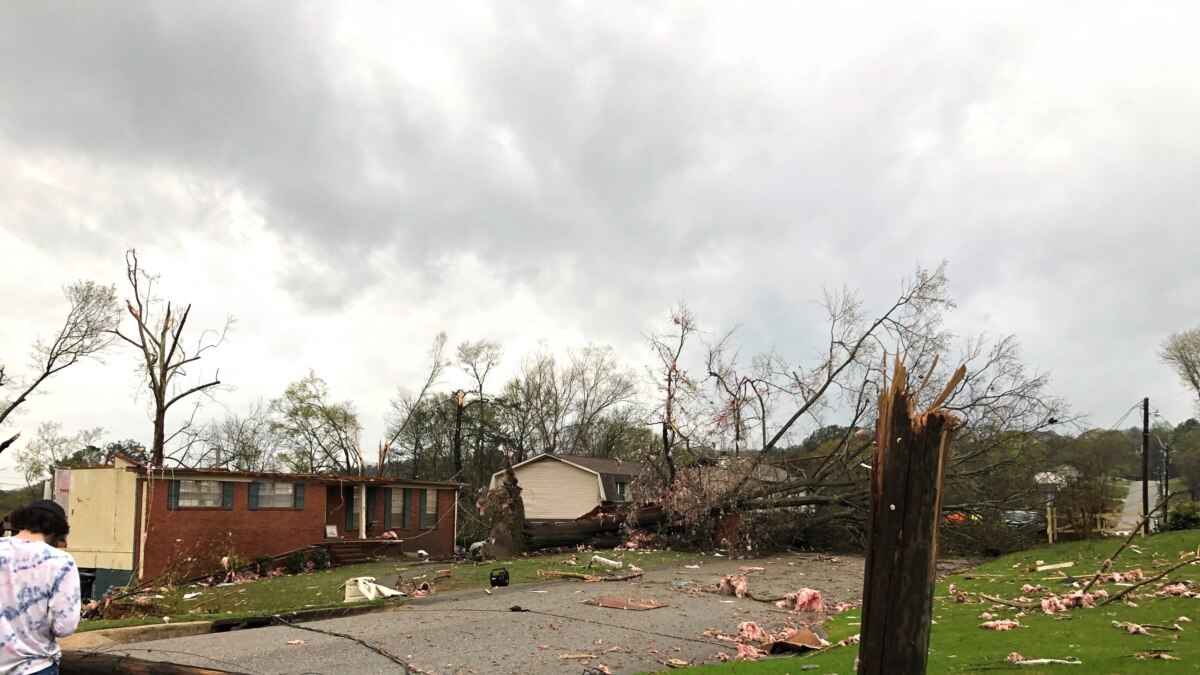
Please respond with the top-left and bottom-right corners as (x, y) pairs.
(2, 1), (1197, 487)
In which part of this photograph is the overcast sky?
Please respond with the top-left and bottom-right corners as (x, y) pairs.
(1, 2), (1197, 487)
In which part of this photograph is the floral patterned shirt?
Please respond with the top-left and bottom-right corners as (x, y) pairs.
(0, 537), (80, 674)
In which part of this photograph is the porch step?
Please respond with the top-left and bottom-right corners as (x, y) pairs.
(323, 543), (376, 566)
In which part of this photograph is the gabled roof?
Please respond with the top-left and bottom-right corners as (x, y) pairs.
(496, 453), (643, 502)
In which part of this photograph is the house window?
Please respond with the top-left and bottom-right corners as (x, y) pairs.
(615, 481), (629, 501)
(174, 480), (226, 508)
(249, 482), (303, 510)
(387, 487), (407, 530)
(420, 488), (437, 529)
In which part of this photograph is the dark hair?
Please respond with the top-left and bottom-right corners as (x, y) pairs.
(10, 506), (70, 538)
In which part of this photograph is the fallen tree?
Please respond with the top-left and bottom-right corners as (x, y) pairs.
(635, 264), (1068, 551)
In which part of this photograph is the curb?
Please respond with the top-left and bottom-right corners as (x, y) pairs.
(66, 601), (399, 648)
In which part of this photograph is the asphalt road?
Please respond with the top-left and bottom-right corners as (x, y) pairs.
(1115, 480), (1159, 534)
(98, 553), (871, 674)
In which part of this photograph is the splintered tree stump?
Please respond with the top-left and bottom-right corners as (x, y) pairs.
(858, 361), (964, 675)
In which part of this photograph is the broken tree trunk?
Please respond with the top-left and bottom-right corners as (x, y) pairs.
(479, 459), (527, 559)
(857, 360), (964, 675)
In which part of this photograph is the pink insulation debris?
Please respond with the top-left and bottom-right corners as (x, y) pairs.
(735, 644), (763, 660)
(979, 612), (995, 621)
(1041, 591), (1094, 614)
(1041, 597), (1067, 614)
(835, 634), (860, 647)
(718, 574), (749, 598)
(736, 621), (764, 642)
(1159, 583), (1195, 598)
(979, 620), (1020, 631)
(1005, 652), (1026, 663)
(775, 588), (823, 612)
(1110, 569), (1144, 583)
(1065, 590), (1095, 608)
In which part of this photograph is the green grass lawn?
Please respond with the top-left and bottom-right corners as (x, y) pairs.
(679, 530), (1200, 674)
(80, 548), (689, 632)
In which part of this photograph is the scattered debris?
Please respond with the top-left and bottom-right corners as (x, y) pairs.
(590, 555), (623, 570)
(1133, 651), (1180, 661)
(834, 634), (860, 648)
(1006, 652), (1081, 666)
(766, 627), (828, 654)
(538, 569), (644, 582)
(285, 639), (308, 646)
(558, 653), (598, 660)
(736, 621), (764, 641)
(343, 577), (404, 603)
(717, 574), (749, 598)
(1113, 621), (1149, 635)
(735, 643), (763, 660)
(738, 566), (765, 573)
(979, 620), (1020, 631)
(182, 592), (202, 600)
(1159, 582), (1195, 598)
(662, 658), (690, 668)
(583, 598), (666, 611)
(775, 588), (823, 612)
(684, 564), (701, 569)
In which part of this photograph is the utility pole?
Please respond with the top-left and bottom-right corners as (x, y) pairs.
(1142, 397), (1150, 535)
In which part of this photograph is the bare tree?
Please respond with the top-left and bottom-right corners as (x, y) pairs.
(186, 399), (280, 471)
(0, 281), (120, 451)
(456, 339), (502, 483)
(1161, 325), (1200, 411)
(113, 250), (231, 466)
(491, 344), (641, 460)
(380, 332), (448, 475)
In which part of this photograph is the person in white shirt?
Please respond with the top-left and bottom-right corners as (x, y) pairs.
(0, 500), (80, 675)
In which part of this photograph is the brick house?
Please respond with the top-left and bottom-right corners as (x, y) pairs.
(57, 457), (459, 594)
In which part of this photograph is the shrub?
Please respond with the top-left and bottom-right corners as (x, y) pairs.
(286, 550), (308, 575)
(252, 555), (276, 575)
(1166, 500), (1200, 531)
(308, 547), (330, 570)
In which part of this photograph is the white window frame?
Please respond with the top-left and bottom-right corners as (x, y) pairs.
(257, 482), (295, 508)
(178, 480), (223, 508)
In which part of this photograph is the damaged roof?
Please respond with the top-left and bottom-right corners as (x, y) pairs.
(130, 465), (461, 488)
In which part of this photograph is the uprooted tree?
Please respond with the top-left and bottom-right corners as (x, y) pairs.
(475, 460), (527, 558)
(636, 264), (1068, 551)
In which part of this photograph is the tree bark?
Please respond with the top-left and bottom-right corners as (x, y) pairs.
(858, 361), (963, 675)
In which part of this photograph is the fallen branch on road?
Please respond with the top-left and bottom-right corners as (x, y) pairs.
(538, 569), (644, 582)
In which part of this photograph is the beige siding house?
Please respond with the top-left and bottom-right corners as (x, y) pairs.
(489, 454), (640, 521)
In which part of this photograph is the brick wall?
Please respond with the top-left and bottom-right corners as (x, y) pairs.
(140, 478), (328, 581)
(140, 479), (457, 581)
